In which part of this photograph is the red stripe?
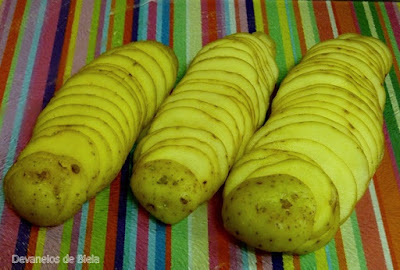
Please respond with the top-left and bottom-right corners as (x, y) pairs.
(82, 200), (95, 270)
(331, 1), (357, 34)
(0, 0), (26, 104)
(124, 0), (134, 44)
(165, 225), (171, 270)
(355, 190), (387, 269)
(334, 229), (348, 270)
(373, 127), (400, 269)
(147, 0), (157, 40)
(312, 1), (334, 41)
(234, 0), (241, 32)
(260, 0), (268, 34)
(207, 0), (218, 43)
(135, 206), (149, 269)
(24, 226), (39, 270)
(55, 0), (77, 90)
(169, 1), (174, 48)
(292, 1), (306, 56)
(103, 174), (121, 269)
(200, 0), (209, 46)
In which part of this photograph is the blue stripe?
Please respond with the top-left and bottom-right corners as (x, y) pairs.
(285, 0), (299, 63)
(75, 202), (88, 270)
(100, 0), (112, 53)
(12, 220), (31, 270)
(131, 0), (140, 42)
(161, 0), (170, 45)
(155, 221), (167, 268)
(272, 252), (284, 270)
(325, 244), (333, 270)
(123, 193), (139, 269)
(113, 152), (133, 270)
(245, 0), (256, 33)
(223, 0), (231, 35)
(147, 217), (157, 269)
(155, 0), (163, 43)
(137, 0), (149, 41)
(241, 244), (249, 269)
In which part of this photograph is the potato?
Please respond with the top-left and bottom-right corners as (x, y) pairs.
(223, 34), (391, 254)
(131, 32), (278, 224)
(3, 40), (178, 226)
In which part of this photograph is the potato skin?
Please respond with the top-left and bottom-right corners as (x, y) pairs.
(222, 174), (316, 252)
(3, 152), (89, 226)
(130, 159), (204, 224)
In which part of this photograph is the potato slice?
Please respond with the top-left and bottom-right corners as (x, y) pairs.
(53, 85), (135, 142)
(158, 99), (241, 150)
(186, 58), (263, 126)
(4, 152), (89, 226)
(62, 71), (141, 131)
(260, 139), (357, 221)
(18, 130), (100, 182)
(35, 95), (129, 148)
(105, 47), (166, 106)
(127, 40), (178, 91)
(254, 122), (370, 197)
(148, 107), (237, 165)
(134, 126), (229, 177)
(265, 111), (374, 173)
(131, 145), (215, 224)
(223, 174), (316, 252)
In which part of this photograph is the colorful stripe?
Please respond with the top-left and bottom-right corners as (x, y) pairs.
(0, 1), (399, 269)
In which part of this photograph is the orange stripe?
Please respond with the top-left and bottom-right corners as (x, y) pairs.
(124, 0), (134, 44)
(355, 190), (387, 269)
(334, 229), (348, 270)
(256, 250), (263, 270)
(24, 226), (39, 270)
(103, 175), (121, 269)
(260, 0), (268, 34)
(0, 0), (27, 103)
(55, 0), (77, 90)
(373, 145), (400, 269)
(293, 255), (301, 270)
(292, 0), (306, 56)
(312, 1), (333, 41)
(106, 0), (116, 50)
(82, 199), (95, 270)
(331, 1), (357, 34)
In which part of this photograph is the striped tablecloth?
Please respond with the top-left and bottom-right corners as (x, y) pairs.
(0, 0), (399, 269)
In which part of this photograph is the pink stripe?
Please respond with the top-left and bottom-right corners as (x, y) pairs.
(68, 212), (82, 270)
(71, 0), (94, 75)
(42, 225), (64, 261)
(0, 0), (17, 63)
(229, 244), (242, 270)
(201, 0), (209, 46)
(393, 2), (400, 26)
(208, 197), (220, 269)
(261, 254), (273, 270)
(0, 207), (20, 265)
(216, 0), (226, 38)
(350, 2), (361, 33)
(385, 2), (400, 54)
(135, 207), (149, 269)
(95, 0), (107, 57)
(383, 124), (400, 191)
(147, 1), (157, 40)
(238, 0), (248, 33)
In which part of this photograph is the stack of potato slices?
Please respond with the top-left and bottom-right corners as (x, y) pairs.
(131, 32), (279, 224)
(222, 33), (392, 254)
(4, 41), (178, 226)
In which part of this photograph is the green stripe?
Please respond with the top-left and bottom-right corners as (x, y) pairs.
(58, 219), (74, 270)
(285, 0), (301, 63)
(300, 252), (317, 270)
(264, 1), (286, 83)
(89, 189), (109, 267)
(350, 212), (368, 269)
(173, 0), (186, 81)
(171, 219), (189, 269)
(113, 0), (126, 48)
(0, 0), (32, 131)
(353, 2), (371, 36)
(327, 238), (339, 270)
(86, 0), (102, 62)
(306, 0), (319, 45)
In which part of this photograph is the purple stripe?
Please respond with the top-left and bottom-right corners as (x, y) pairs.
(216, 0), (226, 38)
(71, 0), (94, 74)
(0, 0), (16, 63)
(12, 220), (31, 270)
(131, 0), (140, 41)
(41, 0), (71, 107)
(238, 0), (248, 33)
(68, 212), (82, 270)
(95, 0), (107, 57)
(42, 225), (64, 263)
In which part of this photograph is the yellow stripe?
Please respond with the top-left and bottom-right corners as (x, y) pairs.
(298, 1), (315, 50)
(63, 0), (83, 81)
(341, 217), (361, 270)
(32, 228), (47, 270)
(282, 254), (295, 270)
(314, 247), (329, 269)
(253, 0), (264, 32)
(276, 1), (294, 71)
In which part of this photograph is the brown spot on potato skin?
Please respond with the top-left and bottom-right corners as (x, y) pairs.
(157, 175), (168, 185)
(180, 198), (188, 205)
(71, 164), (80, 174)
(280, 199), (292, 209)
